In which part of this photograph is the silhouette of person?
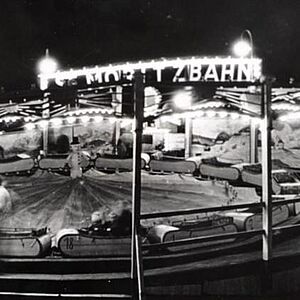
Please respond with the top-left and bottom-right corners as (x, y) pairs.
(109, 201), (132, 236)
(86, 208), (112, 235)
(0, 146), (4, 160)
(0, 177), (12, 214)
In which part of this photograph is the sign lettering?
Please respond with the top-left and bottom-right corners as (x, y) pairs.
(39, 57), (262, 90)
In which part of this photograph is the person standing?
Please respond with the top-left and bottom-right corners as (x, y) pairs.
(67, 137), (83, 179)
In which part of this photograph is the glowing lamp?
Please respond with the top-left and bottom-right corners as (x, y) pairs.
(25, 123), (35, 130)
(108, 118), (115, 124)
(38, 57), (58, 74)
(67, 116), (76, 124)
(230, 112), (240, 120)
(233, 40), (252, 57)
(80, 115), (90, 123)
(219, 111), (228, 118)
(173, 91), (193, 110)
(93, 115), (103, 123)
(196, 110), (204, 117)
(206, 110), (216, 118)
(38, 120), (48, 129)
(51, 118), (63, 126)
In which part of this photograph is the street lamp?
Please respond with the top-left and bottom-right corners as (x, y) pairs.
(233, 30), (258, 164)
(37, 49), (58, 155)
(233, 29), (253, 58)
(172, 88), (193, 158)
(233, 30), (273, 263)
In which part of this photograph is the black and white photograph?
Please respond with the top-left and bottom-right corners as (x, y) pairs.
(1, 1), (300, 299)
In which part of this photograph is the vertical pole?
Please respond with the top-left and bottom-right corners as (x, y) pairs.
(114, 120), (121, 155)
(43, 127), (48, 154)
(131, 71), (145, 300)
(113, 86), (123, 155)
(249, 119), (258, 163)
(42, 93), (50, 155)
(185, 117), (193, 159)
(261, 78), (273, 261)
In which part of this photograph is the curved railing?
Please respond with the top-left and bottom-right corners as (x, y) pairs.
(141, 196), (300, 255)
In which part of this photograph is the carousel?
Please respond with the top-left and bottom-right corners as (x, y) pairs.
(1, 56), (300, 296)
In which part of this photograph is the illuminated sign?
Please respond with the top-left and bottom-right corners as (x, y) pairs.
(39, 57), (262, 90)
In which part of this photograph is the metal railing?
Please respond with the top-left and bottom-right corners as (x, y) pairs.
(140, 195), (300, 252)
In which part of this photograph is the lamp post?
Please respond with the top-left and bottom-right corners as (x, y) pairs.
(173, 89), (193, 158)
(38, 49), (58, 155)
(233, 29), (253, 58)
(233, 30), (258, 164)
(234, 31), (273, 288)
(131, 71), (145, 300)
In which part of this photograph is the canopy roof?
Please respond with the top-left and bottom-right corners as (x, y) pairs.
(1, 86), (300, 131)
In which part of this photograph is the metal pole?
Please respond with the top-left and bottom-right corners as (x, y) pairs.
(42, 93), (50, 155)
(250, 120), (258, 163)
(131, 71), (145, 300)
(184, 117), (192, 159)
(261, 77), (273, 261)
(242, 30), (257, 163)
(113, 86), (122, 155)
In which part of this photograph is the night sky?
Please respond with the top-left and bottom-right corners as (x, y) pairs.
(0, 0), (299, 90)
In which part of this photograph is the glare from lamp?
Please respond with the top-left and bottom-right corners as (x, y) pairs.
(108, 117), (115, 124)
(80, 115), (90, 123)
(173, 91), (192, 110)
(38, 57), (58, 74)
(93, 115), (103, 123)
(38, 120), (48, 129)
(233, 40), (252, 57)
(219, 111), (228, 118)
(206, 110), (216, 118)
(25, 123), (35, 130)
(67, 116), (76, 124)
(230, 112), (240, 120)
(51, 118), (63, 126)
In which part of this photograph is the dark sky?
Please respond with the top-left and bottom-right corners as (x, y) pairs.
(0, 0), (299, 90)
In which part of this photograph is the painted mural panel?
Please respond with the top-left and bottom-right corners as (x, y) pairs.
(272, 119), (300, 150)
(0, 129), (42, 159)
(191, 117), (250, 162)
(47, 120), (115, 155)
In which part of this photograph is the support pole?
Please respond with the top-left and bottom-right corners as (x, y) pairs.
(261, 77), (273, 262)
(131, 71), (145, 300)
(184, 117), (193, 159)
(42, 93), (50, 155)
(249, 119), (258, 163)
(114, 120), (121, 155)
(42, 126), (48, 154)
(113, 86), (123, 155)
